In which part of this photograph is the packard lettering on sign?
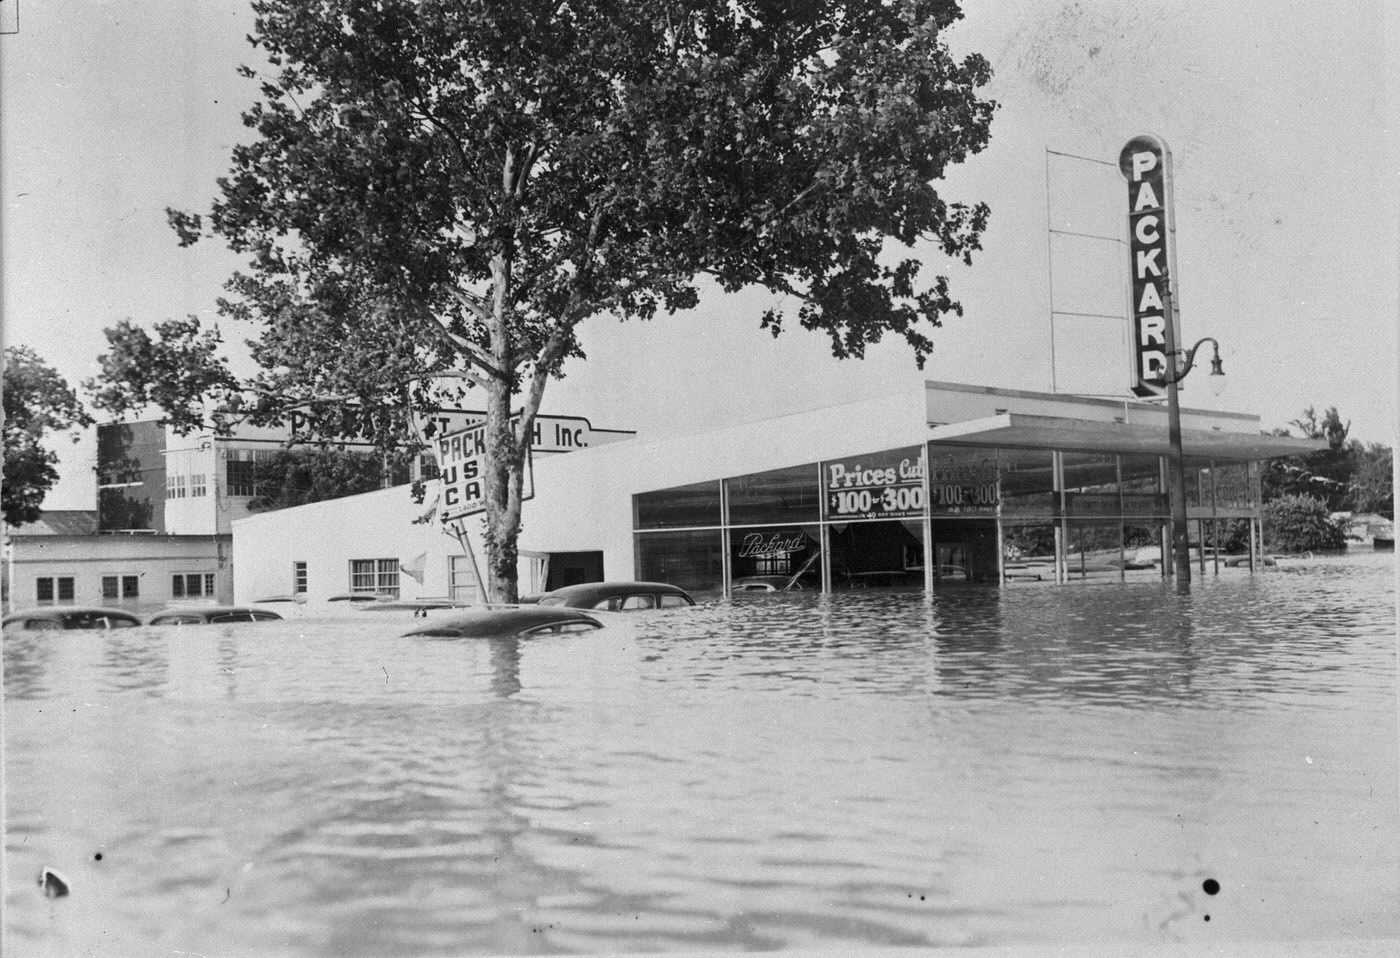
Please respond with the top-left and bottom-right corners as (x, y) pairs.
(1118, 133), (1181, 399)
(821, 446), (925, 520)
(436, 423), (533, 521)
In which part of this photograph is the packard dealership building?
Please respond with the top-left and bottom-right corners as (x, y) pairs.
(231, 381), (1324, 603)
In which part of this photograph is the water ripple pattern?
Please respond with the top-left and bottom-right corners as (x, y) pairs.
(4, 552), (1395, 954)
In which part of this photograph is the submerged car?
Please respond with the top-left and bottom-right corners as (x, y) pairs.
(732, 575), (807, 592)
(358, 597), (471, 612)
(326, 592), (396, 604)
(147, 606), (284, 625)
(534, 581), (695, 611)
(3, 607), (142, 631)
(403, 606), (603, 638)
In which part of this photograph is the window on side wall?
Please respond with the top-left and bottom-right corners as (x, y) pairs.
(166, 474), (187, 499)
(191, 473), (207, 497)
(102, 575), (142, 600)
(38, 576), (76, 603)
(350, 558), (400, 598)
(172, 573), (213, 599)
(293, 561), (308, 594)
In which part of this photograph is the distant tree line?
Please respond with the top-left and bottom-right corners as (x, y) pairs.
(1254, 406), (1392, 552)
(1261, 406), (1392, 517)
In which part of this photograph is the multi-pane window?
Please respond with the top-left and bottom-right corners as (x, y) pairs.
(172, 573), (216, 599)
(350, 558), (400, 597)
(226, 458), (257, 497)
(190, 473), (207, 497)
(449, 555), (478, 602)
(36, 576), (75, 603)
(293, 561), (308, 594)
(226, 449), (272, 497)
(166, 474), (188, 499)
(419, 453), (440, 481)
(102, 575), (140, 600)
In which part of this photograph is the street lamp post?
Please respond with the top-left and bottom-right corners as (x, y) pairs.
(1158, 285), (1224, 585)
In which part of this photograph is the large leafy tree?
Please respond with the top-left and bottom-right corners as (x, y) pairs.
(3, 346), (94, 526)
(99, 0), (996, 601)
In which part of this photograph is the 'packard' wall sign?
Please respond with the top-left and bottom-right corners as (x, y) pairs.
(1119, 134), (1181, 399)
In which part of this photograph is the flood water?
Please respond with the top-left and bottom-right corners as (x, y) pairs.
(4, 552), (1397, 955)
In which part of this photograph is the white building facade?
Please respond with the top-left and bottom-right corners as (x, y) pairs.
(231, 382), (1325, 604)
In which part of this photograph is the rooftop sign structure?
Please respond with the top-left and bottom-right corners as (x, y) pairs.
(291, 407), (631, 455)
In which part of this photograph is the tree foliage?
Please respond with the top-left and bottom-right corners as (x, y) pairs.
(245, 448), (389, 512)
(1348, 442), (1393, 518)
(1262, 406), (1391, 516)
(3, 346), (94, 526)
(95, 0), (996, 600)
(86, 317), (241, 434)
(1261, 494), (1346, 553)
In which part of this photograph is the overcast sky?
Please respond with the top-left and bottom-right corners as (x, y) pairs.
(3, 0), (1396, 510)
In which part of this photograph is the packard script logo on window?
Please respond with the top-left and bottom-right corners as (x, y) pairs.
(737, 532), (809, 559)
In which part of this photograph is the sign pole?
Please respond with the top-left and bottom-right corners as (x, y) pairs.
(1161, 282), (1193, 584)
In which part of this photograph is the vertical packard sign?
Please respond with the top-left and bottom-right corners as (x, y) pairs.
(1119, 134), (1179, 398)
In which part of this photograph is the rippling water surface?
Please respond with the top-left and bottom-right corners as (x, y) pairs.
(5, 553), (1397, 955)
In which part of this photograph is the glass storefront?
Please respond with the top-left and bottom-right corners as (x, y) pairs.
(634, 528), (723, 594)
(634, 480), (721, 529)
(632, 440), (1263, 591)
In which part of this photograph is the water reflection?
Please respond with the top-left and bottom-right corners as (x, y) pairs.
(488, 636), (521, 698)
(2, 632), (54, 699)
(99, 631), (169, 695)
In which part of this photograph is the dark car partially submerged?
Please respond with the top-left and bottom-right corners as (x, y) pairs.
(147, 606), (284, 625)
(3, 607), (142, 631)
(403, 606), (603, 638)
(534, 581), (695, 611)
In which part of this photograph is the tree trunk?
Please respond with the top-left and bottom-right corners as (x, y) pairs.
(481, 377), (524, 603)
(481, 246), (525, 604)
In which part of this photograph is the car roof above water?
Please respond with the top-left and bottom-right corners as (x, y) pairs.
(402, 605), (603, 638)
(147, 606), (284, 624)
(535, 581), (694, 606)
(2, 607), (143, 629)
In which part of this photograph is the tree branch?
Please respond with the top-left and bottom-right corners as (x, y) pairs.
(515, 325), (571, 451)
(425, 299), (505, 380)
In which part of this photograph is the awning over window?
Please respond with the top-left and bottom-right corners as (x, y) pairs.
(928, 413), (1327, 461)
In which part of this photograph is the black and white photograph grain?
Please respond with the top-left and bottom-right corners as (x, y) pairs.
(2, 1), (1397, 956)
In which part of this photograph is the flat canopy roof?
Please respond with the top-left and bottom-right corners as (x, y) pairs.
(928, 413), (1327, 461)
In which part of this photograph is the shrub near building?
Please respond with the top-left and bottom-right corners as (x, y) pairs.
(1262, 494), (1347, 553)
